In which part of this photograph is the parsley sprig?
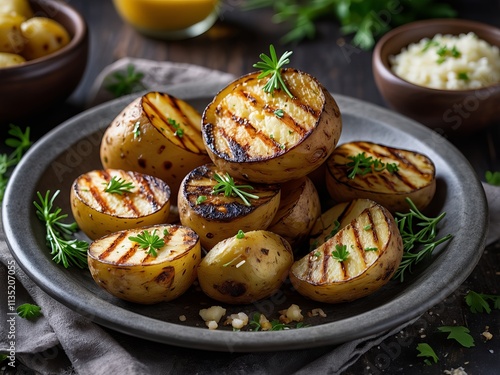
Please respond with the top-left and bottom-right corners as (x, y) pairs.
(465, 290), (500, 314)
(437, 326), (475, 348)
(416, 343), (438, 365)
(105, 64), (147, 98)
(393, 198), (453, 282)
(129, 229), (165, 257)
(0, 124), (32, 203)
(253, 44), (294, 98)
(33, 190), (88, 269)
(331, 244), (349, 262)
(346, 152), (399, 179)
(167, 118), (184, 137)
(17, 303), (42, 320)
(103, 176), (135, 195)
(485, 170), (500, 186)
(212, 172), (259, 207)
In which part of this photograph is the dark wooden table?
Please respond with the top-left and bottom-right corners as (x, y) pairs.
(2, 0), (499, 373)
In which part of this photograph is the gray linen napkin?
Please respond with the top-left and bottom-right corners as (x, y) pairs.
(1, 58), (498, 375)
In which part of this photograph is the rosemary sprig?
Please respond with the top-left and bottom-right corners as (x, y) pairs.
(128, 229), (165, 257)
(253, 44), (294, 98)
(393, 198), (453, 282)
(103, 176), (135, 195)
(33, 190), (88, 269)
(0, 124), (32, 203)
(212, 172), (259, 207)
(346, 152), (399, 179)
(105, 64), (147, 98)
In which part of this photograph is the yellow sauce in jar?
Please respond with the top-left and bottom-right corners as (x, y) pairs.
(113, 0), (219, 32)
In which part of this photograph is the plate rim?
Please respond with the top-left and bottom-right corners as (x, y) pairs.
(2, 82), (488, 352)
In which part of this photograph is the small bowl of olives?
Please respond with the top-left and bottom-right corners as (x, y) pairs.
(0, 0), (88, 123)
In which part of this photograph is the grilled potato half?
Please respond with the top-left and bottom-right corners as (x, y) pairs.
(88, 224), (201, 304)
(70, 169), (171, 240)
(326, 141), (436, 212)
(100, 91), (212, 204)
(290, 202), (403, 303)
(202, 69), (342, 184)
(197, 230), (294, 304)
(268, 176), (321, 249)
(178, 163), (281, 250)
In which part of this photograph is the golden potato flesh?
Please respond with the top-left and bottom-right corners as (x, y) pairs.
(326, 141), (436, 213)
(0, 14), (25, 54)
(178, 163), (281, 250)
(197, 230), (294, 304)
(202, 69), (342, 184)
(290, 202), (403, 303)
(70, 169), (171, 240)
(0, 0), (33, 18)
(267, 176), (321, 249)
(21, 17), (70, 60)
(88, 224), (201, 304)
(100, 92), (212, 204)
(0, 51), (25, 67)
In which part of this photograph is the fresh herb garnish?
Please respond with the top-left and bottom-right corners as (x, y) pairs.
(393, 198), (453, 282)
(331, 244), (349, 262)
(363, 224), (372, 230)
(128, 229), (165, 257)
(437, 326), (475, 348)
(243, 1), (456, 49)
(416, 343), (438, 365)
(346, 152), (399, 179)
(324, 220), (340, 242)
(16, 303), (42, 320)
(253, 44), (294, 98)
(105, 64), (146, 98)
(457, 72), (469, 81)
(103, 176), (135, 195)
(33, 190), (88, 269)
(364, 247), (378, 252)
(465, 290), (500, 314)
(274, 108), (284, 118)
(212, 172), (259, 206)
(236, 230), (245, 239)
(167, 118), (184, 137)
(196, 195), (207, 205)
(485, 170), (500, 186)
(0, 124), (32, 203)
(133, 121), (141, 139)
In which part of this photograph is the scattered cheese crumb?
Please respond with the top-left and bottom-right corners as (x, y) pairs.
(224, 312), (249, 330)
(308, 308), (327, 318)
(279, 304), (303, 324)
(259, 313), (272, 331)
(178, 315), (186, 322)
(444, 367), (468, 375)
(199, 305), (226, 328)
(206, 320), (218, 330)
(482, 331), (493, 341)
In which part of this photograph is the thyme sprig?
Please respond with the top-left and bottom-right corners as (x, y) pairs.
(128, 229), (165, 257)
(393, 198), (453, 282)
(346, 152), (399, 179)
(0, 124), (32, 203)
(103, 176), (135, 195)
(105, 64), (147, 98)
(253, 44), (294, 98)
(212, 172), (259, 207)
(33, 190), (88, 269)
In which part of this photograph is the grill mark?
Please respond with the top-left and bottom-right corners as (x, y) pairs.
(84, 173), (112, 214)
(98, 231), (128, 261)
(116, 244), (139, 264)
(351, 225), (366, 266)
(367, 209), (379, 244)
(131, 172), (163, 211)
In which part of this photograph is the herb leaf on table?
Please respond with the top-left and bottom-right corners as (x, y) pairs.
(105, 64), (147, 98)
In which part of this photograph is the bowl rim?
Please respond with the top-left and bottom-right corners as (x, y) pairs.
(0, 0), (88, 72)
(373, 17), (500, 94)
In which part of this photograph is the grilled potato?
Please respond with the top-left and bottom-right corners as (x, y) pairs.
(326, 141), (436, 212)
(267, 176), (321, 249)
(197, 230), (294, 304)
(308, 198), (378, 250)
(290, 202), (403, 303)
(178, 163), (281, 250)
(100, 92), (212, 204)
(201, 69), (342, 184)
(88, 224), (201, 304)
(70, 169), (171, 240)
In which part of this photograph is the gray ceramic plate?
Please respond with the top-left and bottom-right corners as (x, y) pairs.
(2, 82), (487, 352)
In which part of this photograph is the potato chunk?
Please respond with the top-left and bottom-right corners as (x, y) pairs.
(21, 17), (70, 60)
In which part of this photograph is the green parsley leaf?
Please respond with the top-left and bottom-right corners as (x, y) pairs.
(485, 171), (500, 186)
(437, 326), (475, 348)
(465, 290), (500, 314)
(416, 343), (438, 364)
(16, 303), (42, 320)
(128, 229), (165, 257)
(236, 230), (245, 239)
(253, 44), (294, 98)
(331, 244), (349, 262)
(457, 72), (469, 81)
(105, 64), (146, 98)
(167, 118), (184, 137)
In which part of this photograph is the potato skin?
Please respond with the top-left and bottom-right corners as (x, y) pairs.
(197, 230), (294, 304)
(88, 224), (201, 304)
(20, 17), (70, 60)
(290, 202), (403, 303)
(70, 169), (171, 240)
(202, 69), (342, 184)
(326, 141), (436, 213)
(100, 92), (212, 204)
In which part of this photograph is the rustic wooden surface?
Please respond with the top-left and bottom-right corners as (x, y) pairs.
(1, 0), (499, 373)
